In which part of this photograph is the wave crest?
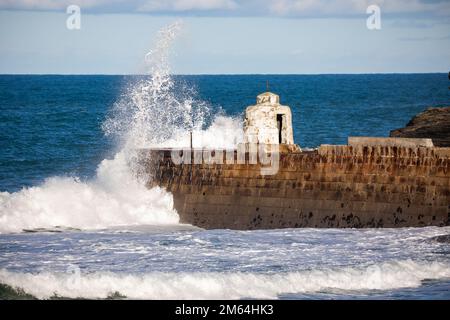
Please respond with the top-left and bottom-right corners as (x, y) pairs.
(1, 260), (449, 299)
(0, 152), (179, 233)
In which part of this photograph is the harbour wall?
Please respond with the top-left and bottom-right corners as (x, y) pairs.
(142, 144), (450, 229)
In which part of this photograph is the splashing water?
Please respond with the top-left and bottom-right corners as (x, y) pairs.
(103, 21), (243, 151)
(0, 151), (179, 233)
(0, 21), (245, 234)
(103, 21), (211, 150)
(0, 21), (243, 233)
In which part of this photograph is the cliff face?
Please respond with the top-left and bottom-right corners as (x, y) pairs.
(390, 107), (450, 147)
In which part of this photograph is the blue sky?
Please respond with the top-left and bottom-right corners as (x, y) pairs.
(0, 0), (449, 74)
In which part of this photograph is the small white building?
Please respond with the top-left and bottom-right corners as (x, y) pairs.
(243, 92), (295, 146)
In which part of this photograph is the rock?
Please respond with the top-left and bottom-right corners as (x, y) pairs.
(390, 107), (450, 147)
(0, 283), (37, 300)
(429, 234), (450, 243)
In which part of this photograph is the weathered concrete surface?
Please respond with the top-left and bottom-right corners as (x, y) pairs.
(348, 137), (434, 148)
(390, 107), (450, 147)
(142, 145), (450, 229)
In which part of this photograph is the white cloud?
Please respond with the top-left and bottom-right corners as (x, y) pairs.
(0, 0), (449, 18)
(268, 0), (450, 16)
(138, 0), (238, 12)
(0, 0), (116, 10)
(0, 0), (238, 12)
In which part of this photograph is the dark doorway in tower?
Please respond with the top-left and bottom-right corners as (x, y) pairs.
(276, 114), (283, 144)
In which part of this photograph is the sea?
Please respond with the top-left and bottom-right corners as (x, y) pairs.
(0, 24), (450, 300)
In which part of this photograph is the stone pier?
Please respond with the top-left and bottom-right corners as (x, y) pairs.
(141, 143), (450, 229)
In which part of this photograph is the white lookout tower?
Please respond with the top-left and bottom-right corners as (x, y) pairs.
(243, 92), (295, 146)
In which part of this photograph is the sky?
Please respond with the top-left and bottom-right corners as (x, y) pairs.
(0, 0), (449, 74)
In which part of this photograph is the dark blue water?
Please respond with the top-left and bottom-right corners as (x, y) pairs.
(0, 75), (121, 191)
(1, 74), (450, 300)
(1, 74), (448, 192)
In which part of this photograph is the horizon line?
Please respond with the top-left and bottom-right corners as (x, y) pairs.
(0, 72), (448, 76)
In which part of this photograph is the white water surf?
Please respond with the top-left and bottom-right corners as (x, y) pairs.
(0, 21), (242, 234)
(1, 260), (449, 299)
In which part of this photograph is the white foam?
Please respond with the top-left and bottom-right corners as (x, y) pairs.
(103, 21), (212, 150)
(0, 152), (179, 234)
(1, 260), (449, 299)
(157, 115), (244, 149)
(0, 21), (244, 234)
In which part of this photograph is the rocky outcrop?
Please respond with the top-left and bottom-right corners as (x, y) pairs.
(429, 234), (450, 243)
(390, 107), (450, 147)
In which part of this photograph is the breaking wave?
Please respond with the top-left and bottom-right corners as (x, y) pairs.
(0, 21), (242, 234)
(0, 152), (179, 233)
(1, 260), (449, 299)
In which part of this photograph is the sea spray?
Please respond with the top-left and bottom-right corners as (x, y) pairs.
(0, 152), (179, 233)
(102, 21), (243, 150)
(0, 21), (245, 234)
(0, 22), (191, 233)
(102, 21), (211, 150)
(0, 22), (245, 234)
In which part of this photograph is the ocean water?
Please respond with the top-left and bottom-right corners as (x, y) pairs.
(1, 73), (449, 192)
(1, 227), (450, 299)
(1, 24), (450, 300)
(1, 73), (448, 300)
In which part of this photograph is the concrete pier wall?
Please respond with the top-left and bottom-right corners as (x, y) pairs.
(142, 145), (450, 229)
